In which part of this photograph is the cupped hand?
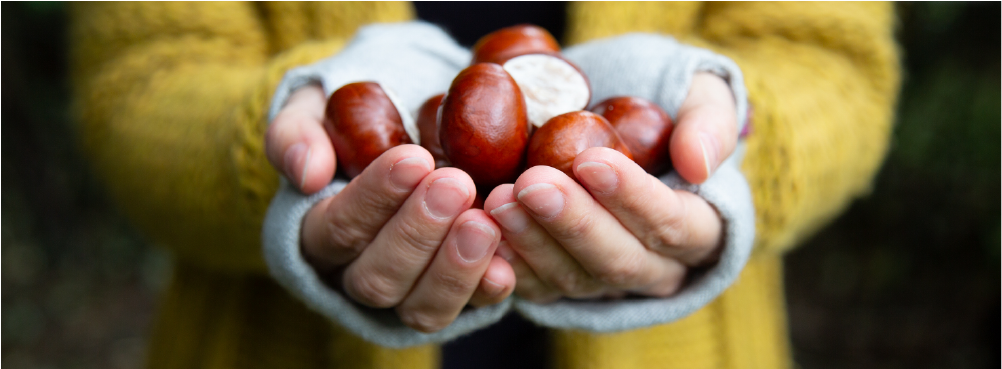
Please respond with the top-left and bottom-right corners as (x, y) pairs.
(265, 86), (516, 332)
(483, 73), (737, 302)
(485, 149), (722, 302)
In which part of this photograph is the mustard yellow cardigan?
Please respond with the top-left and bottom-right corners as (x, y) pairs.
(70, 2), (900, 368)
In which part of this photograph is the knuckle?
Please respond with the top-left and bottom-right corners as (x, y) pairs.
(559, 214), (595, 241)
(620, 175), (658, 211)
(343, 272), (400, 308)
(433, 272), (477, 297)
(645, 272), (686, 298)
(508, 237), (544, 255)
(395, 217), (442, 255)
(323, 201), (383, 253)
(356, 185), (402, 212)
(547, 271), (593, 297)
(397, 309), (449, 333)
(324, 221), (369, 258)
(269, 110), (309, 136)
(650, 200), (690, 248)
(594, 252), (645, 287)
(652, 220), (688, 249)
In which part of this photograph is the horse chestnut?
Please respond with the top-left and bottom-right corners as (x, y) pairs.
(440, 63), (529, 189)
(472, 24), (561, 65)
(324, 82), (412, 178)
(416, 93), (450, 168)
(527, 111), (633, 180)
(591, 96), (674, 175)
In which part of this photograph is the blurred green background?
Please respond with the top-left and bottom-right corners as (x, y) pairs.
(2, 2), (998, 369)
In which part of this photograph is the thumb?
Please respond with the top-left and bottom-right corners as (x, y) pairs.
(670, 73), (738, 184)
(265, 85), (336, 194)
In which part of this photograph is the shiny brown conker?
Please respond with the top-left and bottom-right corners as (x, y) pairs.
(416, 93), (450, 168)
(526, 111), (633, 180)
(591, 96), (674, 175)
(440, 63), (529, 189)
(471, 24), (561, 65)
(324, 82), (411, 178)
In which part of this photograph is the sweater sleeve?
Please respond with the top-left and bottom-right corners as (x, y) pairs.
(69, 2), (412, 273)
(567, 2), (902, 254)
(511, 34), (755, 332)
(697, 2), (902, 254)
(260, 22), (519, 348)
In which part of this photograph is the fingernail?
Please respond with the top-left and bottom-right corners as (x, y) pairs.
(489, 202), (530, 233)
(284, 143), (310, 188)
(516, 183), (564, 219)
(480, 277), (505, 297)
(389, 157), (431, 191)
(699, 132), (720, 177)
(424, 177), (469, 219)
(576, 162), (618, 194)
(456, 221), (495, 263)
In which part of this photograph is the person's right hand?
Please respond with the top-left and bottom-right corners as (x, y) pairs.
(265, 85), (516, 332)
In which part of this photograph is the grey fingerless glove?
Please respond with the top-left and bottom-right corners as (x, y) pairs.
(262, 22), (513, 348)
(514, 34), (754, 331)
(262, 25), (754, 346)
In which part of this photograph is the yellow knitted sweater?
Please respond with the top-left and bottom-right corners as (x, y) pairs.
(70, 2), (900, 368)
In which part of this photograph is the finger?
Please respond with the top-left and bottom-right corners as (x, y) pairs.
(573, 147), (724, 266)
(265, 84), (336, 193)
(670, 72), (738, 184)
(341, 168), (474, 308)
(468, 254), (516, 308)
(485, 184), (603, 298)
(513, 166), (687, 297)
(494, 240), (561, 304)
(395, 210), (500, 332)
(301, 145), (434, 269)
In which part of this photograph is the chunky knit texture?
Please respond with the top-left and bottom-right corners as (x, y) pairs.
(70, 2), (900, 369)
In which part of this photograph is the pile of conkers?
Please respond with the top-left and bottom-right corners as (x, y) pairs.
(324, 25), (674, 194)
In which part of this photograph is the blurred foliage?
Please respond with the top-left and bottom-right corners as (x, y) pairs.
(1, 2), (998, 369)
(2, 2), (168, 369)
(785, 2), (1000, 369)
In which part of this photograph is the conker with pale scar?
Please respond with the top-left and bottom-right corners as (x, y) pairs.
(472, 24), (590, 130)
(527, 111), (633, 181)
(591, 96), (674, 175)
(472, 24), (561, 65)
(324, 82), (411, 178)
(440, 63), (529, 189)
(416, 93), (450, 168)
(501, 53), (591, 129)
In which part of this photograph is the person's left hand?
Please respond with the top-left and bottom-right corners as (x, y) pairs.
(483, 73), (736, 302)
